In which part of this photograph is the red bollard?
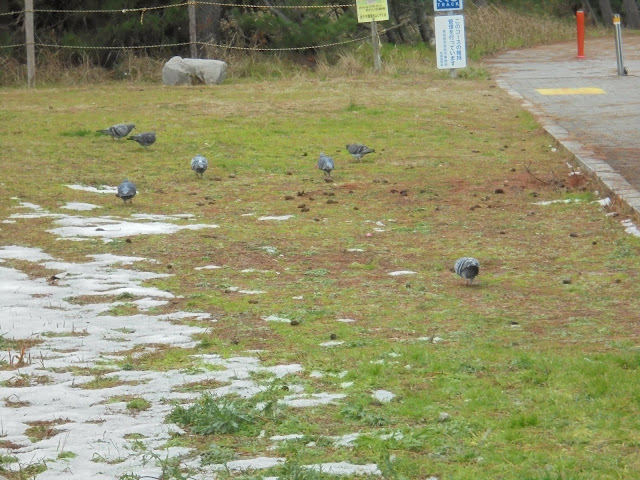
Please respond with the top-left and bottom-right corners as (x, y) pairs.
(576, 10), (585, 58)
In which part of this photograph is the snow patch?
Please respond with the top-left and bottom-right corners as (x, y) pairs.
(306, 462), (382, 476)
(263, 315), (291, 323)
(258, 215), (294, 221)
(622, 219), (640, 237)
(195, 265), (222, 270)
(48, 215), (218, 242)
(388, 270), (416, 276)
(65, 184), (118, 194)
(61, 202), (101, 211)
(372, 389), (396, 403)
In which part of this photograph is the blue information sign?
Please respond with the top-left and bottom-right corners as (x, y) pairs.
(434, 0), (463, 11)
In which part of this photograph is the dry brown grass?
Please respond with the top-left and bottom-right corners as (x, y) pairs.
(0, 6), (600, 87)
(466, 4), (579, 57)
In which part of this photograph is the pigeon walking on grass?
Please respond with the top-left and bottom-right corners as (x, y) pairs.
(116, 180), (137, 204)
(454, 257), (480, 285)
(191, 154), (208, 178)
(346, 143), (375, 162)
(128, 132), (156, 148)
(97, 123), (135, 140)
(317, 153), (334, 177)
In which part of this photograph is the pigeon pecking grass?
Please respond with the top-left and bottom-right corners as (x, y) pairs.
(346, 143), (375, 162)
(116, 180), (137, 204)
(128, 132), (156, 148)
(454, 257), (480, 285)
(191, 154), (208, 178)
(317, 153), (334, 177)
(97, 123), (135, 140)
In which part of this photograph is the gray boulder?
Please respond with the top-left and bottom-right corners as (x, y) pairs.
(162, 56), (227, 86)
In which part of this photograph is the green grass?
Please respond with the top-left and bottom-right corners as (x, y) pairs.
(1, 61), (640, 479)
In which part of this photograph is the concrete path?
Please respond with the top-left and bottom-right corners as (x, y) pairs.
(486, 35), (640, 215)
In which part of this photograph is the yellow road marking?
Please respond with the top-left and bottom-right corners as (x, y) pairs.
(536, 87), (605, 95)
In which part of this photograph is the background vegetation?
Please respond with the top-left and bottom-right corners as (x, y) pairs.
(2, 2), (640, 479)
(0, 2), (596, 86)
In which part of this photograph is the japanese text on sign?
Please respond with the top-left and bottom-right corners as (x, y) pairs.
(434, 15), (466, 69)
(356, 0), (389, 23)
(434, 0), (463, 12)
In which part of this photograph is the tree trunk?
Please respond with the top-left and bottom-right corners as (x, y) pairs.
(623, 0), (640, 28)
(598, 0), (614, 26)
(413, 1), (433, 44)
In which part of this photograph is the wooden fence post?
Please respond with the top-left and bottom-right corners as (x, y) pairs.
(188, 1), (197, 58)
(25, 0), (36, 88)
(371, 20), (381, 73)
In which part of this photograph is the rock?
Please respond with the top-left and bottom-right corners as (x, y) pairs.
(162, 56), (227, 86)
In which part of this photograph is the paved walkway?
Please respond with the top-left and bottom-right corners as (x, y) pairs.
(486, 35), (640, 215)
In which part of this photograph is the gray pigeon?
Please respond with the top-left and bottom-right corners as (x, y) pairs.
(116, 180), (137, 204)
(128, 132), (156, 148)
(97, 123), (135, 140)
(454, 257), (480, 285)
(346, 143), (375, 162)
(317, 153), (334, 177)
(191, 154), (208, 178)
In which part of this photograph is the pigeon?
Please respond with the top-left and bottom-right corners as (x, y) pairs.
(191, 154), (208, 178)
(116, 180), (137, 204)
(128, 132), (156, 148)
(317, 153), (334, 177)
(454, 257), (480, 285)
(346, 143), (375, 162)
(97, 123), (135, 140)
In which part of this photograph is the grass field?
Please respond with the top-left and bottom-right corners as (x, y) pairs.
(1, 64), (640, 480)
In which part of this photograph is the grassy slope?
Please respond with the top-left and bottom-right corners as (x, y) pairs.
(1, 70), (640, 479)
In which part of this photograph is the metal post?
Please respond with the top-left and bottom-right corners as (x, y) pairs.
(613, 14), (627, 76)
(25, 0), (35, 88)
(576, 10), (585, 58)
(188, 1), (197, 58)
(371, 20), (381, 73)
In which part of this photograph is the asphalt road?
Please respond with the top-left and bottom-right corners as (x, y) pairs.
(486, 35), (640, 215)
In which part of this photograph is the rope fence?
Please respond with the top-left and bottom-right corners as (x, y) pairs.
(1, 1), (396, 86)
(0, 1), (355, 16)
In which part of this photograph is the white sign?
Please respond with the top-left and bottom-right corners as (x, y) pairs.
(434, 0), (463, 11)
(356, 0), (389, 23)
(435, 15), (467, 69)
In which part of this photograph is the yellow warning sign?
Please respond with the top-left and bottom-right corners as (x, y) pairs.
(536, 87), (605, 95)
(356, 0), (389, 23)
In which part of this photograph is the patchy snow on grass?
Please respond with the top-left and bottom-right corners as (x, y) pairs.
(280, 392), (347, 408)
(533, 199), (576, 205)
(305, 462), (382, 476)
(622, 219), (640, 237)
(61, 202), (101, 211)
(65, 184), (118, 194)
(263, 315), (291, 323)
(226, 286), (267, 294)
(47, 215), (218, 242)
(258, 215), (294, 221)
(0, 203), (385, 479)
(372, 389), (396, 403)
(8, 201), (219, 243)
(131, 213), (195, 221)
(320, 340), (345, 347)
(195, 264), (222, 270)
(208, 457), (285, 472)
(0, 244), (315, 479)
(388, 270), (416, 276)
